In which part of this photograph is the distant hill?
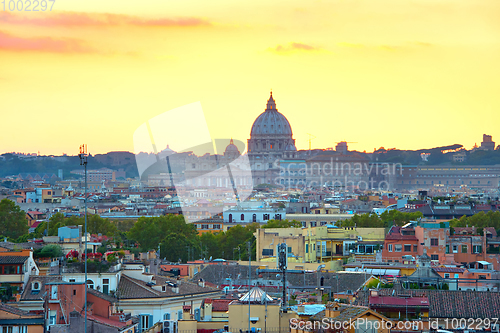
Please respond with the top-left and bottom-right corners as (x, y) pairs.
(0, 152), (139, 179)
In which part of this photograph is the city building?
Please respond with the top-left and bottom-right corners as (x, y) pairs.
(0, 303), (44, 333)
(480, 134), (496, 151)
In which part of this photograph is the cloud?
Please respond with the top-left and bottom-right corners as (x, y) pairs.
(270, 42), (323, 54)
(0, 11), (211, 28)
(0, 30), (93, 53)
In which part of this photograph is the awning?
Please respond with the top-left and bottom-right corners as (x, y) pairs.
(477, 261), (491, 265)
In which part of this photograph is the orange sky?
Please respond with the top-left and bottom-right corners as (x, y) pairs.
(1, 0), (499, 155)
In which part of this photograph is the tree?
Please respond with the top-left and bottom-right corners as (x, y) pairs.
(35, 244), (63, 258)
(160, 233), (197, 262)
(262, 219), (302, 228)
(0, 199), (28, 239)
(128, 215), (198, 252)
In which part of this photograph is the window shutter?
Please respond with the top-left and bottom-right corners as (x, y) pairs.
(148, 314), (153, 329)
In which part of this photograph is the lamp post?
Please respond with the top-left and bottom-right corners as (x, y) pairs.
(78, 144), (88, 333)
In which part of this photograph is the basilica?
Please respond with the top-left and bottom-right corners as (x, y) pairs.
(145, 92), (373, 191)
(247, 92), (299, 185)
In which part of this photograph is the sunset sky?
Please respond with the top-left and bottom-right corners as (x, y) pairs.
(1, 0), (499, 155)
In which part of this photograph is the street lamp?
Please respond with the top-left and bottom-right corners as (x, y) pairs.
(78, 144), (88, 333)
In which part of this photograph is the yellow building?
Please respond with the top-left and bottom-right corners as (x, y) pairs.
(177, 287), (296, 333)
(255, 226), (386, 264)
(255, 228), (305, 261)
(228, 287), (296, 332)
(310, 206), (340, 215)
(304, 226), (385, 263)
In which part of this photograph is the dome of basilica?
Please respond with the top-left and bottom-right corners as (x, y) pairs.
(250, 92), (293, 137)
(224, 138), (240, 156)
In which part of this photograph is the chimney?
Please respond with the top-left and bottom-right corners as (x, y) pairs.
(198, 278), (205, 288)
(171, 283), (179, 293)
(327, 302), (342, 318)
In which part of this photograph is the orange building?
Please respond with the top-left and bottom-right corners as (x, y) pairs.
(382, 225), (419, 263)
(414, 222), (449, 264)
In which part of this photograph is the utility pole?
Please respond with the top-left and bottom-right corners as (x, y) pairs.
(248, 241), (251, 333)
(78, 144), (88, 333)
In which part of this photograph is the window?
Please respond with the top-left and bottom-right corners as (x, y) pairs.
(404, 245), (411, 252)
(454, 274), (459, 278)
(305, 244), (309, 253)
(388, 244), (393, 252)
(430, 238), (438, 246)
(252, 214), (257, 222)
(20, 327), (27, 333)
(103, 278), (110, 294)
(69, 279), (76, 283)
(473, 245), (482, 254)
(413, 245), (417, 252)
(241, 214), (244, 221)
(73, 289), (76, 296)
(2, 327), (13, 333)
(431, 254), (439, 260)
(310, 221), (317, 227)
(444, 273), (450, 278)
(163, 313), (170, 320)
(446, 245), (449, 254)
(49, 310), (57, 325)
(461, 245), (468, 253)
(262, 249), (274, 256)
(86, 279), (94, 289)
(140, 314), (152, 332)
(51, 286), (58, 300)
(452, 245), (458, 253)
(395, 244), (402, 252)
